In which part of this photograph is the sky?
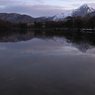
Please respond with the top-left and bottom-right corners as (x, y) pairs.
(0, 0), (95, 17)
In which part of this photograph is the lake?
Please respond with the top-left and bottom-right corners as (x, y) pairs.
(0, 31), (95, 95)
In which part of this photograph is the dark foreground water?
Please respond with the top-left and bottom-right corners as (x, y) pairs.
(0, 32), (95, 95)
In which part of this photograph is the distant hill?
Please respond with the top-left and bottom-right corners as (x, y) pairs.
(0, 13), (48, 23)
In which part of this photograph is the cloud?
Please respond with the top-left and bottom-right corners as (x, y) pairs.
(34, 0), (44, 4)
(0, 0), (44, 6)
(0, 0), (20, 5)
(72, 4), (81, 7)
(0, 5), (65, 17)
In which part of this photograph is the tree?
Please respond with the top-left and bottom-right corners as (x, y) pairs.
(74, 17), (83, 29)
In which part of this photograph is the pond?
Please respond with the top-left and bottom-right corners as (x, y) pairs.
(0, 31), (95, 95)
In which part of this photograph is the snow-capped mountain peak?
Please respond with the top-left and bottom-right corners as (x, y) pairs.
(53, 9), (74, 21)
(53, 3), (95, 21)
(76, 3), (95, 12)
(79, 3), (95, 9)
(72, 3), (95, 17)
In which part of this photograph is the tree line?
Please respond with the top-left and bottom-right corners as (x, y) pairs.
(0, 15), (95, 31)
(0, 19), (31, 31)
(34, 15), (95, 30)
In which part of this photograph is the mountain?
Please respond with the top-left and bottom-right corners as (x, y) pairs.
(0, 13), (55, 23)
(53, 3), (95, 21)
(53, 10), (74, 21)
(38, 16), (56, 21)
(0, 13), (48, 23)
(0, 3), (95, 22)
(72, 3), (95, 17)
(0, 13), (36, 23)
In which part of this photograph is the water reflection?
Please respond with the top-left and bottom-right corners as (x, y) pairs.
(0, 31), (95, 54)
(0, 31), (95, 95)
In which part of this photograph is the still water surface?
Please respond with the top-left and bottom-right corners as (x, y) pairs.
(0, 32), (95, 95)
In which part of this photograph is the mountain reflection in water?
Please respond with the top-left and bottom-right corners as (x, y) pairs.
(0, 31), (95, 53)
(0, 31), (95, 95)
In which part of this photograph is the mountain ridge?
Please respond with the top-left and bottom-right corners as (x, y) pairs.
(0, 3), (95, 22)
(0, 13), (48, 23)
(53, 3), (95, 21)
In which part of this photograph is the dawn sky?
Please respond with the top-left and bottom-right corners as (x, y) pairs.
(0, 0), (95, 17)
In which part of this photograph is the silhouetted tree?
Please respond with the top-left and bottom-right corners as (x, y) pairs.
(74, 17), (83, 30)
